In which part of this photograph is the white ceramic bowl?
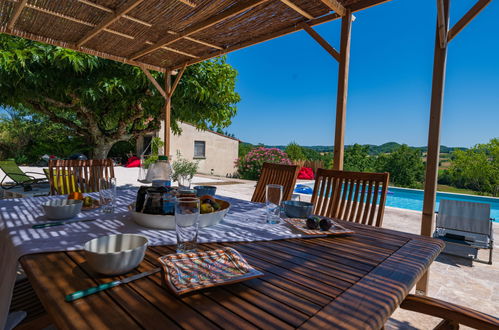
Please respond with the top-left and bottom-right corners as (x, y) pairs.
(42, 199), (83, 220)
(83, 234), (148, 275)
(129, 199), (230, 230)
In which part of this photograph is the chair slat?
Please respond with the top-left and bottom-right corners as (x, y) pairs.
(47, 159), (115, 195)
(362, 181), (373, 225)
(251, 163), (300, 203)
(311, 169), (390, 227)
(368, 181), (380, 226)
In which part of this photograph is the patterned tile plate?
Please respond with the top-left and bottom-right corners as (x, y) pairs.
(158, 247), (263, 295)
(284, 218), (355, 236)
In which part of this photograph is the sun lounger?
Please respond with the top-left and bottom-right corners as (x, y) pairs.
(433, 199), (494, 264)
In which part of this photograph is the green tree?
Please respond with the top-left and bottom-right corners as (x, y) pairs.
(0, 107), (90, 163)
(443, 138), (499, 195)
(344, 144), (373, 172)
(302, 147), (322, 161)
(238, 142), (254, 158)
(285, 142), (306, 161)
(375, 144), (425, 188)
(0, 35), (240, 158)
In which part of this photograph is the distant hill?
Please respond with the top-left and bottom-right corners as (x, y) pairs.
(254, 142), (466, 155)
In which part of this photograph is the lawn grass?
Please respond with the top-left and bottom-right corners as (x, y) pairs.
(437, 184), (483, 196)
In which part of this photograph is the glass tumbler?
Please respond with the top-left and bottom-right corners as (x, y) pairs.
(99, 177), (116, 213)
(266, 184), (283, 224)
(175, 197), (200, 253)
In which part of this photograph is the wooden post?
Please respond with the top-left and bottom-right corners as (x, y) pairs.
(164, 71), (172, 157)
(333, 10), (352, 170)
(416, 0), (450, 294)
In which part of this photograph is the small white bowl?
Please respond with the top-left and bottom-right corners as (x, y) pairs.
(83, 234), (148, 275)
(42, 199), (83, 220)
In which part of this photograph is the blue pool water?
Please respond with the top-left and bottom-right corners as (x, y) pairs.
(295, 184), (499, 221)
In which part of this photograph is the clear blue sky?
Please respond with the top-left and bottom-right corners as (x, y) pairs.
(225, 0), (499, 148)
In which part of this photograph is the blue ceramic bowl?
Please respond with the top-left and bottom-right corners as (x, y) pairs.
(282, 200), (314, 218)
(193, 186), (217, 197)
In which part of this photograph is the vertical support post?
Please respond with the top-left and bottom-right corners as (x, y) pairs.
(333, 10), (352, 170)
(164, 71), (172, 157)
(416, 0), (450, 294)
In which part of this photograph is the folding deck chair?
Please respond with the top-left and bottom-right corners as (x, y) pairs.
(433, 199), (494, 264)
(0, 160), (47, 191)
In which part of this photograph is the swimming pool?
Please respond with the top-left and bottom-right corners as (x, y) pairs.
(295, 184), (499, 221)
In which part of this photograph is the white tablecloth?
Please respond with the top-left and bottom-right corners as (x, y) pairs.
(0, 190), (302, 328)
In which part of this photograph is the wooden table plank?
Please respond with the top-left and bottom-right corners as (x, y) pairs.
(19, 223), (444, 330)
(21, 252), (142, 330)
(299, 239), (444, 329)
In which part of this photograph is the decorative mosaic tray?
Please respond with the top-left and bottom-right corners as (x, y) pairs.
(284, 218), (355, 236)
(158, 247), (263, 295)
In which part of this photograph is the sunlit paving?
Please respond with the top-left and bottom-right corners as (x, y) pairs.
(1, 0), (498, 329)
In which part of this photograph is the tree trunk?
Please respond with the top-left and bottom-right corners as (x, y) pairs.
(92, 142), (114, 159)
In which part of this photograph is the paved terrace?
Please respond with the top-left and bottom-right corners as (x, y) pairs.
(4, 167), (499, 329)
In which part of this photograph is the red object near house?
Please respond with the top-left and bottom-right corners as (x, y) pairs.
(125, 156), (141, 168)
(297, 167), (314, 180)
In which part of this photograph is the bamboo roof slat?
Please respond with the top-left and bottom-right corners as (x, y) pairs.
(0, 0), (392, 71)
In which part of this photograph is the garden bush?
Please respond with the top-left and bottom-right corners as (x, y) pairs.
(236, 147), (292, 180)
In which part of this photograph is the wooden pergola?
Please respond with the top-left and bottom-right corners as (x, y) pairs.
(0, 0), (492, 293)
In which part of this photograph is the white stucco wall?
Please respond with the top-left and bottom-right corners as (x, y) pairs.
(158, 122), (239, 177)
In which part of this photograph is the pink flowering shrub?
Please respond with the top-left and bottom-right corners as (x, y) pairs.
(235, 147), (292, 180)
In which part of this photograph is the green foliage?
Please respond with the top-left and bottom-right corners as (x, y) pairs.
(0, 35), (240, 158)
(344, 144), (374, 172)
(108, 140), (135, 163)
(236, 147), (292, 180)
(0, 107), (89, 163)
(301, 147), (322, 161)
(285, 142), (306, 161)
(172, 155), (199, 182)
(375, 144), (425, 188)
(441, 138), (499, 196)
(238, 142), (254, 158)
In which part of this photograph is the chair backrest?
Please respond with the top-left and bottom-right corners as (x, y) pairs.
(437, 199), (491, 235)
(0, 160), (31, 183)
(47, 159), (115, 195)
(311, 169), (389, 227)
(251, 162), (300, 203)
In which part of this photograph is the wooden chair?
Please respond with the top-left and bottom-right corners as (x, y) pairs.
(311, 169), (389, 227)
(251, 162), (300, 203)
(47, 159), (115, 195)
(401, 294), (499, 330)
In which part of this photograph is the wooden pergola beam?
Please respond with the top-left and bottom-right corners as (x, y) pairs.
(280, 0), (314, 19)
(319, 0), (346, 16)
(416, 0), (450, 295)
(299, 22), (340, 61)
(7, 0), (27, 29)
(436, 0), (447, 48)
(183, 36), (223, 50)
(169, 12), (342, 70)
(164, 72), (172, 157)
(130, 0), (269, 60)
(448, 0), (492, 42)
(77, 0), (145, 47)
(140, 67), (167, 99)
(177, 0), (197, 7)
(333, 10), (353, 170)
(170, 64), (187, 97)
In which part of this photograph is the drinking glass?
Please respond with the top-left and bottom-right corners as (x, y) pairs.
(175, 197), (200, 253)
(99, 177), (116, 213)
(266, 184), (283, 224)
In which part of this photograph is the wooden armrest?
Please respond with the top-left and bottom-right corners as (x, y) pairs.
(401, 294), (499, 330)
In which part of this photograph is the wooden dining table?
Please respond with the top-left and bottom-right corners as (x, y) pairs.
(20, 221), (444, 330)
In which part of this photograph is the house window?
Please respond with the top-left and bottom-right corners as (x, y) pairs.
(194, 141), (206, 158)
